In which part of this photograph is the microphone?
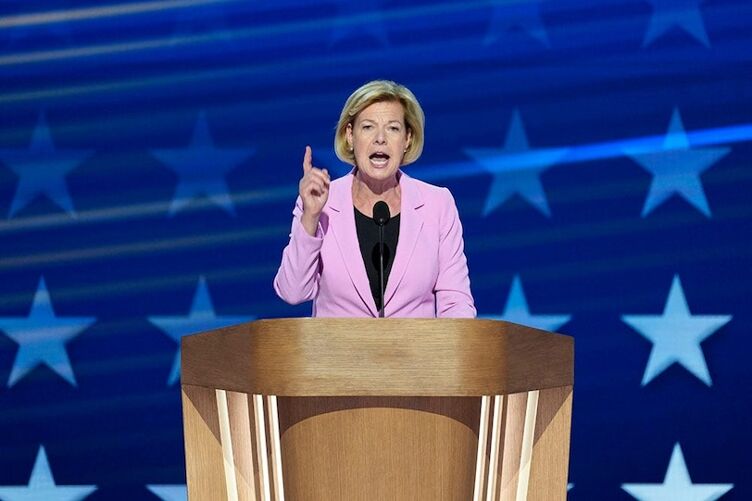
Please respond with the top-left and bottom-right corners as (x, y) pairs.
(373, 201), (390, 318)
(373, 201), (390, 226)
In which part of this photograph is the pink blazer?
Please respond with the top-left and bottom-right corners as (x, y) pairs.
(274, 170), (476, 318)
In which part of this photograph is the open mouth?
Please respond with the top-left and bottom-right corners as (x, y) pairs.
(369, 152), (390, 167)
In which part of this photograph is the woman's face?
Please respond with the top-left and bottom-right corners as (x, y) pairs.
(347, 100), (411, 184)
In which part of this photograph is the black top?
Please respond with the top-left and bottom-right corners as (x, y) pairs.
(354, 206), (400, 311)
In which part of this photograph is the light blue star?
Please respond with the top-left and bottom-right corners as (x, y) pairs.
(643, 0), (710, 47)
(330, 0), (389, 47)
(485, 0), (550, 47)
(151, 112), (254, 217)
(146, 484), (187, 501)
(1, 113), (92, 218)
(622, 443), (733, 500)
(483, 275), (571, 332)
(0, 277), (95, 387)
(465, 110), (568, 217)
(0, 446), (97, 500)
(622, 275), (731, 386)
(148, 276), (254, 385)
(625, 108), (729, 217)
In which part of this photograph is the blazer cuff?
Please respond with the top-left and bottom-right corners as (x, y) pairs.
(291, 216), (324, 244)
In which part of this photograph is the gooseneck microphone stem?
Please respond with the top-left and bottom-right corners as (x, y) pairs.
(378, 225), (385, 318)
(372, 201), (391, 318)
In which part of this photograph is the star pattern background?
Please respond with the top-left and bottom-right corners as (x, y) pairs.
(1, 113), (92, 218)
(622, 443), (733, 500)
(0, 0), (750, 499)
(0, 446), (97, 500)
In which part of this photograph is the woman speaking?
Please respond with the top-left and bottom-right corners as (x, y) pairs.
(274, 80), (475, 318)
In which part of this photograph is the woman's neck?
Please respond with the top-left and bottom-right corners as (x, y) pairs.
(352, 169), (401, 215)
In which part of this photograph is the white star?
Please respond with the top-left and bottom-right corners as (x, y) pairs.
(0, 446), (97, 500)
(0, 277), (95, 387)
(622, 443), (733, 500)
(146, 484), (187, 501)
(148, 276), (254, 385)
(625, 108), (730, 217)
(465, 109), (568, 217)
(0, 112), (92, 218)
(151, 112), (254, 216)
(483, 275), (571, 332)
(622, 275), (731, 386)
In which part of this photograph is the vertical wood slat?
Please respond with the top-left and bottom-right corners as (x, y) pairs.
(485, 395), (504, 501)
(473, 396), (492, 501)
(217, 390), (240, 501)
(266, 396), (285, 501)
(227, 391), (257, 501)
(526, 386), (573, 501)
(253, 394), (273, 501)
(515, 390), (539, 501)
(498, 391), (527, 500)
(246, 394), (264, 501)
(182, 385), (228, 500)
(182, 387), (286, 501)
(474, 389), (570, 501)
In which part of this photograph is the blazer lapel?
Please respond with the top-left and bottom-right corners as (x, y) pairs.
(384, 172), (424, 307)
(328, 172), (379, 316)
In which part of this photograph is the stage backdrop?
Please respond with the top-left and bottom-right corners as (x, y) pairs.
(1, 0), (750, 499)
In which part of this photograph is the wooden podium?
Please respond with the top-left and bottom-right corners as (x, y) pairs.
(180, 318), (573, 501)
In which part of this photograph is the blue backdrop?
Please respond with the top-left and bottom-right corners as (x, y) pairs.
(1, 0), (750, 499)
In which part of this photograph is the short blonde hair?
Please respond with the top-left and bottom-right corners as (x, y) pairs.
(334, 80), (425, 166)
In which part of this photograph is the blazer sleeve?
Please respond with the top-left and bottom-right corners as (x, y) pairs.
(273, 197), (323, 305)
(435, 188), (477, 318)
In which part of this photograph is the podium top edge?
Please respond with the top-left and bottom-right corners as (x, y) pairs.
(180, 318), (574, 396)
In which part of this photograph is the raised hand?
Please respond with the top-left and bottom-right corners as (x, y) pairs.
(299, 145), (330, 235)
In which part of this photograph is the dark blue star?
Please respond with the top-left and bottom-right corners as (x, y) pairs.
(465, 109), (568, 217)
(482, 275), (571, 331)
(151, 112), (254, 217)
(485, 0), (550, 47)
(625, 108), (730, 217)
(1, 113), (92, 218)
(169, 1), (237, 50)
(330, 0), (389, 47)
(0, 4), (75, 53)
(148, 276), (254, 385)
(643, 0), (710, 47)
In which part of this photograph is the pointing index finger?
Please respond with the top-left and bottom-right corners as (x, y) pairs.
(303, 145), (312, 173)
